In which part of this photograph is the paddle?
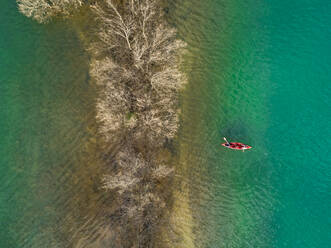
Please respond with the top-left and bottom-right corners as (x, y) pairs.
(223, 137), (230, 145)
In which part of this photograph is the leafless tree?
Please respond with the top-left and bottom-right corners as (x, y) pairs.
(91, 0), (186, 146)
(17, 0), (85, 22)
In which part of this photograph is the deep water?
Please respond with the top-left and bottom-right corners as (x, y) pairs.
(169, 0), (330, 247)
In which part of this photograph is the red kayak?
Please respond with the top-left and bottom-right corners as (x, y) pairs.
(221, 137), (252, 151)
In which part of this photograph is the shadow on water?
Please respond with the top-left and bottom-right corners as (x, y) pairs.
(219, 119), (252, 142)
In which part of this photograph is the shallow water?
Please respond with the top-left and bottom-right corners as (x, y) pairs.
(0, 1), (111, 247)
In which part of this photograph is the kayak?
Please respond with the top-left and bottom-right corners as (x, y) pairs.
(221, 142), (252, 150)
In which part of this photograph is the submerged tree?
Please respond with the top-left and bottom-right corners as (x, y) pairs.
(90, 2), (186, 246)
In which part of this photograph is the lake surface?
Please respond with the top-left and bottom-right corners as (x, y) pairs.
(169, 0), (330, 247)
(0, 0), (330, 247)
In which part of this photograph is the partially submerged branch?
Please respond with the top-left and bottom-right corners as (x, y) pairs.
(17, 0), (85, 23)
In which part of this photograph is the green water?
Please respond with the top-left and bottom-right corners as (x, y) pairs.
(1, 0), (330, 247)
(170, 0), (330, 247)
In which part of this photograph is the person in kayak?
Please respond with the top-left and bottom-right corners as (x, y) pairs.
(222, 137), (252, 151)
(224, 137), (245, 148)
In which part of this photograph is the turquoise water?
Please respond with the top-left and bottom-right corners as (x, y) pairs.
(170, 0), (330, 247)
(1, 0), (330, 247)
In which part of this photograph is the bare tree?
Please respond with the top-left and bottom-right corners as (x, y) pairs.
(92, 0), (186, 146)
(17, 0), (84, 22)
